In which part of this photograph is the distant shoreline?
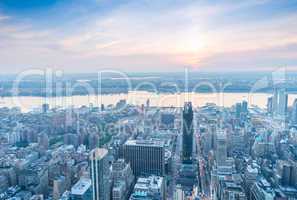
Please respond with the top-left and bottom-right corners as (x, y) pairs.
(2, 90), (297, 98)
(0, 91), (278, 98)
(2, 91), (297, 112)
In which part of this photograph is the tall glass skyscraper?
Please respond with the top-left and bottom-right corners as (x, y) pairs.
(272, 87), (288, 118)
(182, 102), (194, 164)
(90, 148), (111, 200)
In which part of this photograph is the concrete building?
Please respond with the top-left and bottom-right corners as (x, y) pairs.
(250, 178), (275, 200)
(53, 176), (66, 200)
(174, 185), (185, 200)
(272, 87), (288, 119)
(216, 131), (228, 166)
(243, 164), (259, 199)
(217, 179), (247, 200)
(70, 178), (92, 200)
(129, 176), (165, 200)
(235, 103), (242, 119)
(112, 181), (126, 200)
(123, 140), (165, 177)
(267, 97), (273, 114)
(112, 159), (135, 200)
(291, 99), (297, 124)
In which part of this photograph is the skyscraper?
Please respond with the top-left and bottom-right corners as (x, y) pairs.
(53, 176), (66, 200)
(267, 97), (273, 114)
(182, 102), (194, 164)
(111, 159), (135, 200)
(123, 140), (165, 177)
(272, 87), (288, 118)
(272, 88), (278, 115)
(235, 103), (242, 119)
(90, 148), (111, 200)
(291, 99), (297, 124)
(242, 100), (248, 113)
(216, 130), (227, 166)
(42, 103), (49, 113)
(278, 88), (288, 117)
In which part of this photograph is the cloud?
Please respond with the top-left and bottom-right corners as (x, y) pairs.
(0, 0), (297, 72)
(195, 41), (297, 72)
(59, 0), (296, 58)
(0, 15), (10, 21)
(183, 10), (297, 70)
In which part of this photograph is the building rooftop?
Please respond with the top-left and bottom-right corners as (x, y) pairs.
(125, 140), (164, 147)
(130, 176), (164, 200)
(135, 176), (163, 191)
(89, 148), (108, 160)
(71, 178), (91, 195)
(247, 164), (259, 174)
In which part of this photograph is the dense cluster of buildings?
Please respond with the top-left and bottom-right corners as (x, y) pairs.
(0, 86), (297, 200)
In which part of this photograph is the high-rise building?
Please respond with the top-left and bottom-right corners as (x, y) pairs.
(242, 100), (248, 113)
(160, 112), (175, 129)
(90, 148), (111, 200)
(112, 182), (126, 200)
(146, 99), (150, 108)
(276, 160), (297, 187)
(123, 140), (165, 177)
(111, 159), (135, 200)
(174, 185), (185, 200)
(53, 176), (66, 200)
(0, 175), (8, 194)
(182, 102), (194, 164)
(267, 97), (273, 114)
(291, 99), (297, 124)
(216, 130), (227, 166)
(88, 133), (100, 150)
(235, 103), (242, 119)
(278, 88), (288, 117)
(229, 128), (245, 156)
(38, 132), (49, 151)
(42, 103), (49, 113)
(250, 178), (275, 200)
(217, 179), (247, 200)
(272, 88), (278, 115)
(272, 87), (288, 118)
(243, 164), (259, 199)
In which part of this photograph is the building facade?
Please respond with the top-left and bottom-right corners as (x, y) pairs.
(123, 140), (165, 177)
(182, 102), (194, 164)
(90, 148), (111, 200)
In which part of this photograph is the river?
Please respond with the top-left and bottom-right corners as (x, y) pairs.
(0, 91), (296, 112)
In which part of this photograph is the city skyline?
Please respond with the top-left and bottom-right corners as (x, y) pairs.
(1, 2), (297, 199)
(0, 0), (297, 73)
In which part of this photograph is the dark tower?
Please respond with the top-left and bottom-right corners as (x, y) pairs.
(182, 102), (193, 164)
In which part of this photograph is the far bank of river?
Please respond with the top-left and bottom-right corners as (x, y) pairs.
(0, 91), (295, 112)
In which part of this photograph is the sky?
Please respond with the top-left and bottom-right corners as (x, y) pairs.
(0, 0), (297, 73)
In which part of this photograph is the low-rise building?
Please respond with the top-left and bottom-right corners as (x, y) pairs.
(129, 176), (165, 200)
(70, 178), (92, 200)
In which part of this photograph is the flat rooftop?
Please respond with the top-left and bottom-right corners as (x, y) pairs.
(89, 148), (108, 160)
(71, 178), (91, 195)
(134, 176), (163, 191)
(125, 140), (164, 147)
